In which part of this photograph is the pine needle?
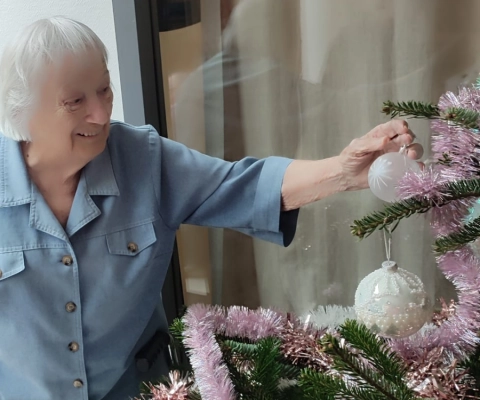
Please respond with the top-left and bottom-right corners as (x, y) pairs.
(381, 100), (479, 130)
(339, 320), (408, 388)
(352, 179), (480, 239)
(433, 216), (480, 253)
(382, 100), (440, 119)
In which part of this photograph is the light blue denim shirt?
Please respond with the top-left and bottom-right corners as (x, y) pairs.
(0, 121), (298, 400)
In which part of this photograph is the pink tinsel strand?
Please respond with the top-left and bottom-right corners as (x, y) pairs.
(431, 200), (471, 236)
(391, 248), (480, 361)
(182, 305), (290, 400)
(395, 166), (472, 236)
(436, 249), (480, 350)
(397, 119), (479, 236)
(430, 119), (478, 153)
(138, 372), (192, 400)
(224, 306), (285, 340)
(438, 87), (480, 112)
(430, 120), (480, 179)
(396, 166), (447, 201)
(182, 305), (235, 400)
(222, 306), (322, 348)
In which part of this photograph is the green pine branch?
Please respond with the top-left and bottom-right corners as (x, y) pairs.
(170, 318), (185, 343)
(219, 338), (258, 396)
(438, 152), (453, 166)
(338, 320), (409, 389)
(299, 368), (380, 400)
(221, 337), (303, 399)
(250, 337), (287, 398)
(433, 216), (480, 253)
(443, 107), (480, 130)
(321, 334), (416, 400)
(187, 391), (203, 400)
(382, 100), (480, 130)
(275, 385), (306, 400)
(382, 100), (440, 119)
(278, 362), (302, 381)
(222, 338), (300, 381)
(352, 179), (480, 239)
(351, 197), (431, 239)
(461, 341), (480, 395)
(223, 339), (258, 358)
(222, 355), (255, 397)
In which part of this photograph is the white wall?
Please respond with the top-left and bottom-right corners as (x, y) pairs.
(0, 0), (124, 121)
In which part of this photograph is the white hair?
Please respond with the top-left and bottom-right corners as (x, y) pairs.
(0, 16), (108, 141)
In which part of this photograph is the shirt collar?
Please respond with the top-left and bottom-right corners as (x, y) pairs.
(83, 140), (120, 197)
(0, 135), (119, 207)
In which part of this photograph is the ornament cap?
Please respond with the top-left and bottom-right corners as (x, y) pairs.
(381, 260), (398, 271)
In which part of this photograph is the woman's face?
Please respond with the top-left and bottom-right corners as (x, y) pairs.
(28, 49), (113, 167)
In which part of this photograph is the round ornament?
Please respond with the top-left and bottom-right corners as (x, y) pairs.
(354, 261), (431, 338)
(368, 152), (421, 202)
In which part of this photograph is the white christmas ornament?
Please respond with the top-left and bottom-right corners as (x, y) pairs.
(368, 152), (421, 202)
(354, 261), (431, 338)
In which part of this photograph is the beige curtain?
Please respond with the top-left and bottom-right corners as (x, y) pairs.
(171, 0), (480, 316)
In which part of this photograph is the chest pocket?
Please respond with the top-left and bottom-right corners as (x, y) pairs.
(106, 222), (157, 257)
(0, 251), (25, 281)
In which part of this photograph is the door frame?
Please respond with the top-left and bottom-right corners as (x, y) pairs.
(112, 0), (185, 328)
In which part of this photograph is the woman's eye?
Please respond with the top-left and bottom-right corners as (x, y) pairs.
(66, 98), (82, 107)
(102, 86), (110, 94)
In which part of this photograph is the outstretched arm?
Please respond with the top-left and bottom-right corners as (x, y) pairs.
(281, 120), (422, 210)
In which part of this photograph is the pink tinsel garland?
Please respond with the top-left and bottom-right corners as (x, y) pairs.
(182, 305), (235, 400)
(182, 305), (322, 399)
(393, 87), (480, 361)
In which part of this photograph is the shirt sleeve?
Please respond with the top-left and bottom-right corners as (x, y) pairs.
(148, 127), (299, 247)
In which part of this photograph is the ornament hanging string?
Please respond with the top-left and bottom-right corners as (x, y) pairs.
(383, 227), (392, 261)
(380, 142), (407, 261)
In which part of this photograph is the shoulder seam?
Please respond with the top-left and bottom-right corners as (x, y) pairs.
(147, 127), (177, 232)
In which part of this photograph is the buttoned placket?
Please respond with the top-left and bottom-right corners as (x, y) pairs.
(29, 188), (98, 399)
(60, 246), (89, 398)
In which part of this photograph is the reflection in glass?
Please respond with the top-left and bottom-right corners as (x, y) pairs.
(160, 0), (480, 316)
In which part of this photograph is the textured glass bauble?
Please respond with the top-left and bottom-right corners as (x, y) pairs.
(368, 152), (421, 202)
(354, 261), (432, 338)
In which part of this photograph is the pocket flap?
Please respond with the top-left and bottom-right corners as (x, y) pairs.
(0, 251), (25, 280)
(106, 223), (157, 256)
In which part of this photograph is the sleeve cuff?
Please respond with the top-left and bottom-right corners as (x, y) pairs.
(251, 156), (299, 247)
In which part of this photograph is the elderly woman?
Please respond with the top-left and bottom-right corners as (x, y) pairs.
(0, 17), (421, 400)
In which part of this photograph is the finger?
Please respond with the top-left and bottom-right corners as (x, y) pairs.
(389, 132), (415, 148)
(405, 143), (424, 160)
(391, 119), (409, 135)
(383, 140), (423, 159)
(407, 128), (416, 141)
(366, 119), (410, 140)
(350, 136), (388, 156)
(383, 136), (412, 153)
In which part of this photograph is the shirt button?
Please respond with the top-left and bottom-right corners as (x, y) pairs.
(68, 342), (80, 352)
(62, 255), (73, 266)
(65, 302), (77, 313)
(127, 242), (138, 253)
(73, 379), (83, 388)
(0, 270), (3, 279)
